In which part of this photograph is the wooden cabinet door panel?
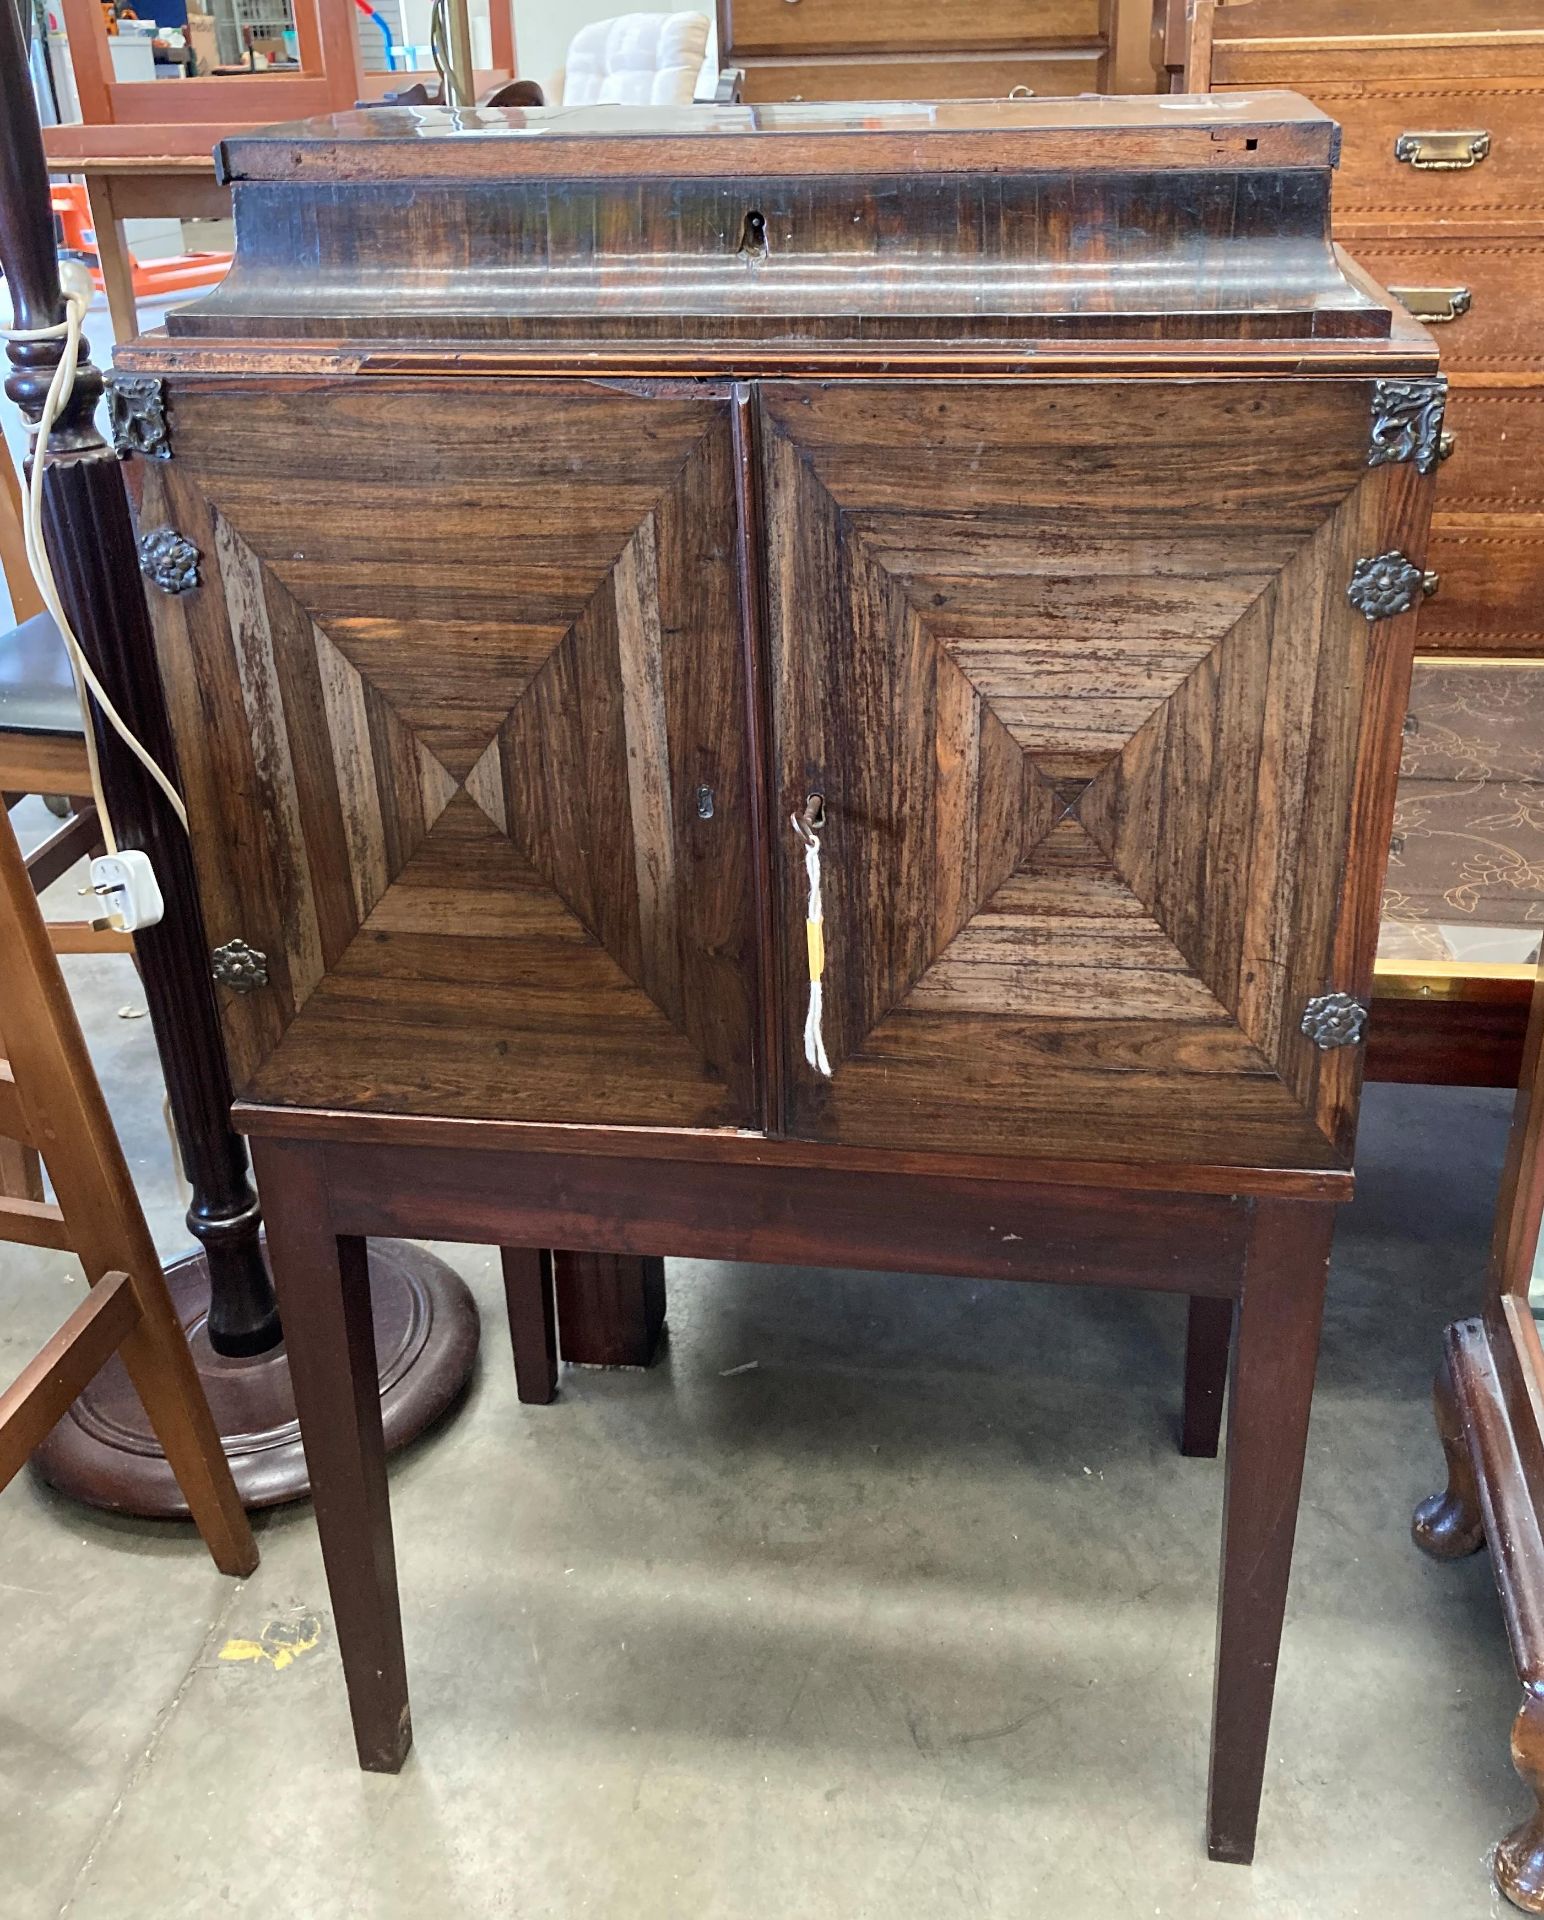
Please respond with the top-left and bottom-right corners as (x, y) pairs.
(762, 380), (1422, 1169)
(140, 380), (758, 1129)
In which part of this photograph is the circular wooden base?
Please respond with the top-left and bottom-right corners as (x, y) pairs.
(32, 1239), (480, 1515)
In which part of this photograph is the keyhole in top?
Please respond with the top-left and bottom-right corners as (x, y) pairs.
(738, 209), (768, 259)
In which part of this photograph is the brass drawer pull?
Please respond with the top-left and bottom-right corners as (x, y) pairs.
(1394, 130), (1491, 171)
(1389, 285), (1472, 325)
(1439, 430), (1456, 462)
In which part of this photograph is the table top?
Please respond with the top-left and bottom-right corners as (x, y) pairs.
(42, 124), (228, 173)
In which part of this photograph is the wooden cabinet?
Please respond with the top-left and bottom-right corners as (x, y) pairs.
(141, 365), (1417, 1173)
(115, 96), (1437, 1860)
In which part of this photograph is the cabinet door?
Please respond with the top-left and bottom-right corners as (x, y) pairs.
(141, 381), (758, 1129)
(762, 379), (1422, 1169)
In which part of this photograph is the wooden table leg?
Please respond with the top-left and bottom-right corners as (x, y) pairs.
(254, 1138), (411, 1772)
(502, 1247), (557, 1404)
(1181, 1294), (1232, 1458)
(82, 175), (138, 343)
(552, 1251), (665, 1368)
(1206, 1197), (1334, 1864)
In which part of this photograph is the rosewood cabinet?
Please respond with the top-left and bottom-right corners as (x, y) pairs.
(116, 95), (1438, 1865)
(143, 372), (1405, 1168)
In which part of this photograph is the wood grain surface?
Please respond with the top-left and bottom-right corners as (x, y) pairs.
(761, 377), (1421, 1165)
(143, 380), (758, 1127)
(140, 371), (1427, 1172)
(721, 0), (1101, 58)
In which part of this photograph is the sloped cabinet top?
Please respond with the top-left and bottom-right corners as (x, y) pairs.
(147, 92), (1435, 355)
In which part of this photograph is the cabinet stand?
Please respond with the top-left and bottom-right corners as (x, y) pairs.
(251, 1117), (1334, 1863)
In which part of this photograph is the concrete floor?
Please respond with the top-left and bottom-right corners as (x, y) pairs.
(0, 830), (1528, 1917)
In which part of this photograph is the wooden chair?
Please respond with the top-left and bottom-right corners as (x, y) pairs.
(0, 797), (257, 1572)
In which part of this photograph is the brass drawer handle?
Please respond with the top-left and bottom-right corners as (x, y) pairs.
(1394, 130), (1491, 171)
(1389, 285), (1472, 325)
(1422, 570), (1441, 599)
(1439, 430), (1456, 461)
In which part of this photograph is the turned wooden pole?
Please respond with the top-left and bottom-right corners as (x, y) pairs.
(0, 4), (278, 1356)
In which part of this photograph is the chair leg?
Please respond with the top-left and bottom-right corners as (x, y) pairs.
(501, 1247), (558, 1404)
(1181, 1294), (1232, 1458)
(114, 1262), (258, 1578)
(1206, 1199), (1334, 1865)
(254, 1138), (411, 1773)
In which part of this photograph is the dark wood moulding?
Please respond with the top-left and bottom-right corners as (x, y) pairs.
(131, 92), (1401, 351)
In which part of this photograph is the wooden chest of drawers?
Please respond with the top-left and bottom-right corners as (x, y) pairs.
(720, 0), (1151, 101)
(114, 94), (1436, 1863)
(1173, 0), (1544, 657)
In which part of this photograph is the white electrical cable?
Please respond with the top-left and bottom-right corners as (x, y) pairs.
(5, 282), (189, 841)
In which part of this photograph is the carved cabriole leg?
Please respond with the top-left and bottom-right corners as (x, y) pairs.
(1498, 1691), (1544, 1913)
(1182, 1294), (1232, 1458)
(252, 1139), (411, 1773)
(1412, 1353), (1485, 1559)
(1207, 1199), (1334, 1865)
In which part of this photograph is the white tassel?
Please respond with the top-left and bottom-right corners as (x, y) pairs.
(795, 815), (832, 1078)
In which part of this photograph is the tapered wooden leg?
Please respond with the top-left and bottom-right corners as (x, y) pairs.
(253, 1139), (411, 1773)
(83, 175), (139, 344)
(1497, 1691), (1544, 1913)
(1207, 1199), (1334, 1865)
(1412, 1352), (1485, 1560)
(113, 1267), (258, 1577)
(502, 1247), (557, 1404)
(1182, 1294), (1232, 1458)
(553, 1251), (666, 1368)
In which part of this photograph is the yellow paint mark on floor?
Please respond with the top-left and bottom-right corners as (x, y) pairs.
(219, 1613), (322, 1673)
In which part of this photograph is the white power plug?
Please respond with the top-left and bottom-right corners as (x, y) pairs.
(89, 850), (165, 933)
(58, 259), (96, 311)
